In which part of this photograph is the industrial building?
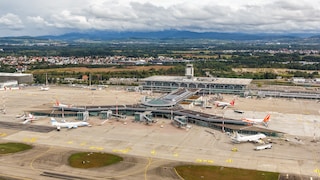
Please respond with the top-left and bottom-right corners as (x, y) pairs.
(141, 64), (252, 95)
(0, 73), (33, 84)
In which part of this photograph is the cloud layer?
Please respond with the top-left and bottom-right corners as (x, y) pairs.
(0, 0), (319, 36)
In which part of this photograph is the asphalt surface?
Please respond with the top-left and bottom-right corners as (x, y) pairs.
(0, 86), (320, 180)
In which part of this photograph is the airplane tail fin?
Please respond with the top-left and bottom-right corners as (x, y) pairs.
(214, 102), (219, 108)
(55, 100), (60, 106)
(263, 114), (270, 122)
(50, 117), (57, 125)
(233, 131), (240, 138)
(28, 113), (34, 119)
(263, 114), (271, 127)
(230, 100), (235, 106)
(231, 131), (241, 143)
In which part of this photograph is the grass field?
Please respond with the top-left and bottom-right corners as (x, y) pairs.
(175, 165), (279, 180)
(232, 68), (320, 74)
(68, 152), (123, 169)
(0, 142), (32, 154)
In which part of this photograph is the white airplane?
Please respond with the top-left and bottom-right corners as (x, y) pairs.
(17, 113), (36, 124)
(50, 117), (91, 131)
(214, 99), (235, 109)
(241, 114), (271, 127)
(40, 86), (49, 91)
(231, 131), (266, 143)
(53, 100), (72, 108)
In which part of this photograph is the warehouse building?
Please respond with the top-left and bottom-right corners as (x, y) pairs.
(0, 73), (33, 84)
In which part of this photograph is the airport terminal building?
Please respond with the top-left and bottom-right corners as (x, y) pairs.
(141, 64), (252, 95)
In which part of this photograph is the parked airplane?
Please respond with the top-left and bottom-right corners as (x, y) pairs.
(40, 86), (49, 91)
(17, 113), (36, 124)
(241, 114), (271, 127)
(231, 131), (266, 143)
(50, 118), (90, 131)
(53, 100), (72, 108)
(254, 143), (272, 151)
(214, 99), (235, 109)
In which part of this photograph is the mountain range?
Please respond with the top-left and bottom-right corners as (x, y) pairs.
(1, 30), (320, 43)
(41, 30), (317, 41)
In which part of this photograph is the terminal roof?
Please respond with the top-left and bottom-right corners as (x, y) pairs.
(142, 76), (252, 85)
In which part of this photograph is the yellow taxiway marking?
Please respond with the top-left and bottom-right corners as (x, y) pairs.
(144, 157), (152, 180)
(23, 137), (37, 143)
(30, 146), (53, 171)
(67, 141), (73, 144)
(314, 168), (320, 176)
(80, 142), (87, 146)
(195, 159), (214, 164)
(226, 159), (233, 163)
(173, 152), (179, 157)
(112, 148), (131, 154)
(150, 150), (156, 155)
(89, 146), (104, 151)
(0, 132), (7, 137)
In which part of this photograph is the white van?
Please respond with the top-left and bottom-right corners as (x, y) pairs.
(254, 144), (272, 151)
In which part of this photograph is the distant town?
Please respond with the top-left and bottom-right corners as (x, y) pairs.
(0, 48), (320, 73)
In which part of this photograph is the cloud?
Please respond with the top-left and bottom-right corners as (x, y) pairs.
(51, 10), (91, 29)
(27, 16), (52, 27)
(1, 0), (320, 36)
(0, 13), (24, 30)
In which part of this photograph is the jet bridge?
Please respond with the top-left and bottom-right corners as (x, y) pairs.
(173, 116), (188, 128)
(99, 110), (113, 119)
(111, 113), (127, 119)
(134, 111), (156, 125)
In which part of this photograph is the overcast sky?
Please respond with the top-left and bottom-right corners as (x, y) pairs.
(1, 0), (320, 37)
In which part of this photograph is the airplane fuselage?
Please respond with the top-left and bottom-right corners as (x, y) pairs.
(51, 118), (90, 131)
(231, 132), (266, 143)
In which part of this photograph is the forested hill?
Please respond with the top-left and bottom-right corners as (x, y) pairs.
(40, 30), (312, 41)
(1, 30), (318, 42)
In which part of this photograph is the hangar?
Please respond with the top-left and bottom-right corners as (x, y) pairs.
(0, 73), (33, 84)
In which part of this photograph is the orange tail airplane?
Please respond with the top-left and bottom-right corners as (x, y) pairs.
(214, 99), (235, 109)
(241, 114), (270, 127)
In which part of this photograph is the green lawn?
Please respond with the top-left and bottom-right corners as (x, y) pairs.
(0, 142), (32, 154)
(68, 152), (123, 168)
(175, 165), (279, 180)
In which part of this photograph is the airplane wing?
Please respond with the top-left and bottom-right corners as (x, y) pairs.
(251, 139), (264, 143)
(22, 119), (30, 124)
(68, 125), (78, 129)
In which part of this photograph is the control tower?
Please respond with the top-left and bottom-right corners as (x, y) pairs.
(185, 64), (194, 79)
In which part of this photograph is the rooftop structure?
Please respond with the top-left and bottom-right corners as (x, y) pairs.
(143, 76), (252, 85)
(142, 76), (252, 95)
(142, 88), (198, 107)
(141, 65), (252, 95)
